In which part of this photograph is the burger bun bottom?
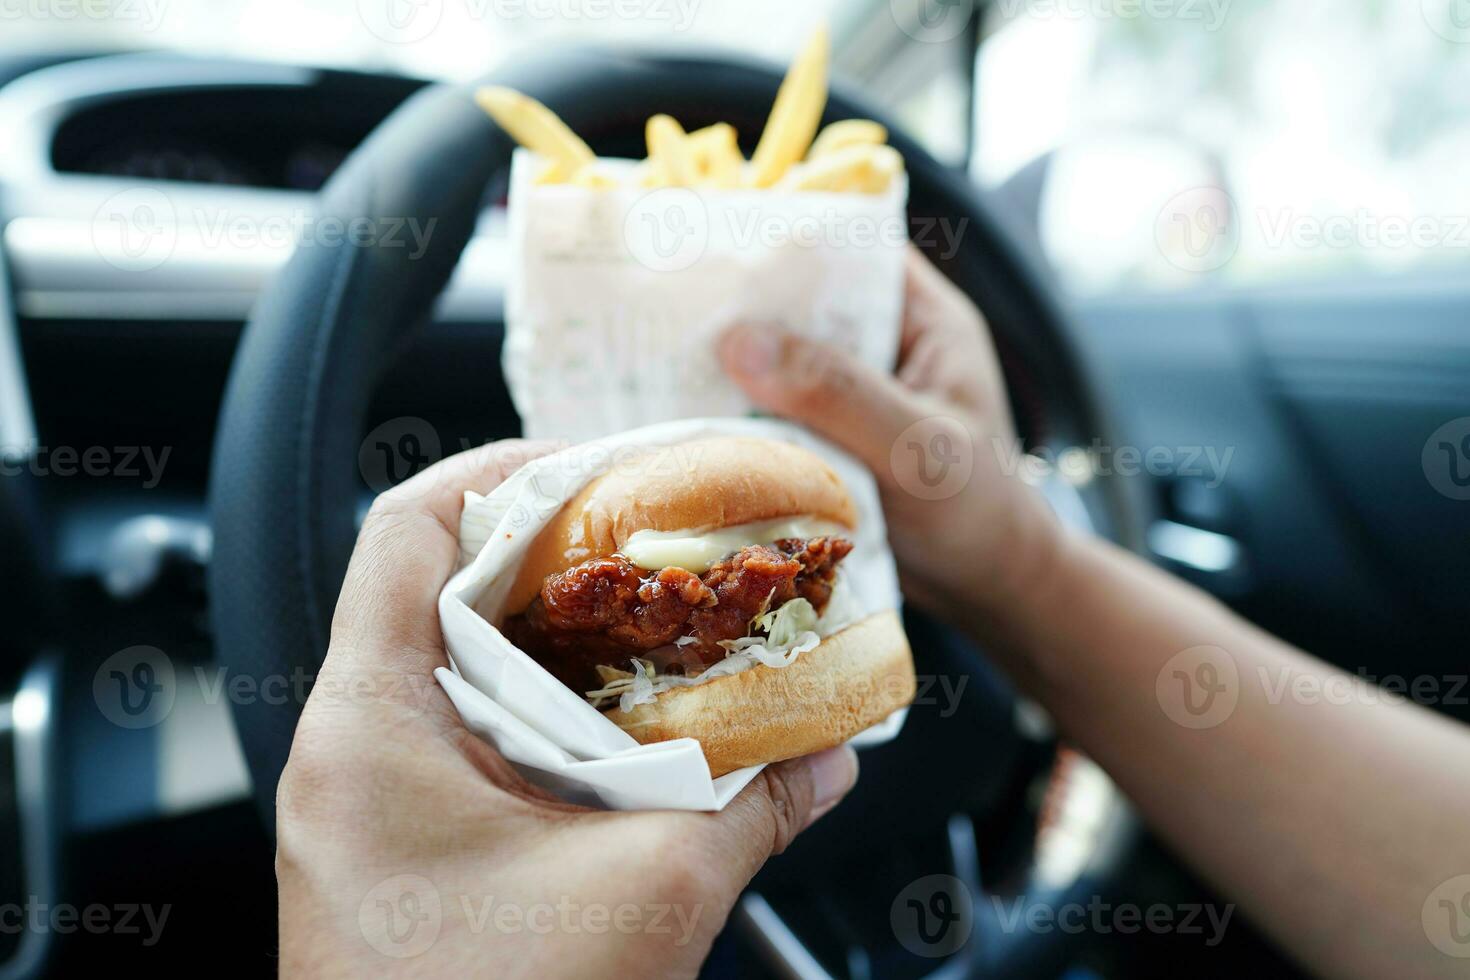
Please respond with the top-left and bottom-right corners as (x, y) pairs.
(605, 610), (916, 778)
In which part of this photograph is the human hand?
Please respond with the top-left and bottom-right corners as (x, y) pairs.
(718, 249), (1062, 636)
(275, 441), (859, 979)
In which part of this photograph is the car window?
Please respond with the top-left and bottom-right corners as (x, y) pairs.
(0, 0), (973, 165)
(973, 0), (1470, 294)
(0, 0), (844, 74)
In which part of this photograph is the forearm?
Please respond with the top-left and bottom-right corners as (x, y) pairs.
(975, 530), (1470, 979)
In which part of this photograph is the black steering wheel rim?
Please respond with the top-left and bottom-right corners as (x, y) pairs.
(207, 50), (1139, 953)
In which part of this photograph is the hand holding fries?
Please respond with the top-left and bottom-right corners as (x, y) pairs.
(474, 25), (904, 195)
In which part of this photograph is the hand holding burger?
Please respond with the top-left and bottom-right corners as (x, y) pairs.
(276, 442), (860, 978)
(501, 436), (916, 776)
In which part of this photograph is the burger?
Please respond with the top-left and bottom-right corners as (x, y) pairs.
(501, 436), (916, 777)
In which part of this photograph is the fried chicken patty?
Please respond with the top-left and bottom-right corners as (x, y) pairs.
(503, 536), (852, 693)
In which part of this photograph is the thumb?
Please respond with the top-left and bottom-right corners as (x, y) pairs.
(699, 746), (859, 887)
(718, 324), (920, 476)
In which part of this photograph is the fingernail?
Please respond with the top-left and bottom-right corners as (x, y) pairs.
(724, 325), (782, 376)
(807, 745), (859, 813)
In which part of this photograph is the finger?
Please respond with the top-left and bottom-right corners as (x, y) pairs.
(330, 439), (561, 665)
(700, 746), (859, 886)
(898, 247), (942, 361)
(377, 437), (565, 539)
(718, 324), (924, 477)
(899, 250), (1013, 430)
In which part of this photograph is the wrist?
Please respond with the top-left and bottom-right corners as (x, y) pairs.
(951, 483), (1086, 691)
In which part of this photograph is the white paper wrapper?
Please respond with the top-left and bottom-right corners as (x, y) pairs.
(502, 150), (910, 444)
(436, 418), (907, 811)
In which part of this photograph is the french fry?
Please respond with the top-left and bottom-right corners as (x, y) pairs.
(633, 160), (663, 188)
(747, 26), (830, 188)
(853, 148), (904, 193)
(478, 30), (898, 196)
(475, 86), (595, 184)
(570, 165), (616, 189)
(645, 114), (699, 187)
(780, 143), (904, 194)
(809, 119), (888, 160)
(688, 123), (743, 188)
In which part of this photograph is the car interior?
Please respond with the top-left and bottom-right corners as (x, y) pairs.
(1, 1), (1467, 976)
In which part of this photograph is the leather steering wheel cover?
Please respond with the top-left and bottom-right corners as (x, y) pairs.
(208, 83), (508, 815)
(208, 49), (1130, 828)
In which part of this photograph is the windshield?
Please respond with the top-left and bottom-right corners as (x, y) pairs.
(0, 0), (975, 161)
(0, 0), (857, 78)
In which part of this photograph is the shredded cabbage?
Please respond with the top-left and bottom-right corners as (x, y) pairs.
(622, 660), (656, 713)
(718, 597), (821, 667)
(583, 574), (857, 709)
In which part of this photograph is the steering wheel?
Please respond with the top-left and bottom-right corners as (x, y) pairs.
(209, 48), (1141, 977)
